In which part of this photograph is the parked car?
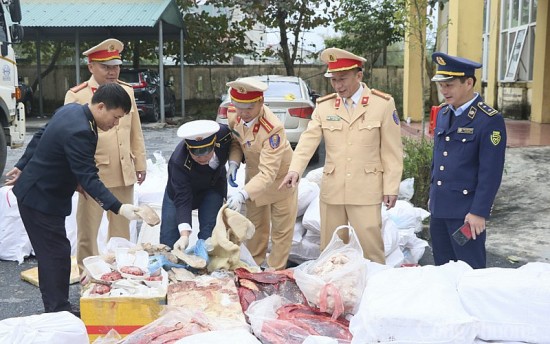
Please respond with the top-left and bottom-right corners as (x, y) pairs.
(216, 75), (320, 162)
(118, 68), (177, 122)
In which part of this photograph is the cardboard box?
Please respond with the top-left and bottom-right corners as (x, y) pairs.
(81, 294), (166, 342)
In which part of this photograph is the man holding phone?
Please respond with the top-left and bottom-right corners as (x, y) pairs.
(429, 52), (507, 269)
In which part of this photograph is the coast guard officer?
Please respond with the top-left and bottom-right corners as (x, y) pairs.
(280, 48), (403, 264)
(225, 77), (297, 270)
(429, 52), (507, 269)
(160, 120), (232, 251)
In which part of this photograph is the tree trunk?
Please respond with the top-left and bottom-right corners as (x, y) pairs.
(31, 42), (63, 92)
(277, 9), (294, 76)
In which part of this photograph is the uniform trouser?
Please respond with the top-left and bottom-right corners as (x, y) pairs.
(76, 185), (133, 272)
(18, 203), (72, 313)
(430, 217), (486, 269)
(245, 189), (298, 270)
(159, 189), (223, 248)
(320, 201), (385, 264)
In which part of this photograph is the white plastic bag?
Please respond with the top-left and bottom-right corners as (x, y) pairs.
(294, 225), (368, 319)
(349, 261), (476, 344)
(0, 311), (88, 344)
(297, 179), (320, 217)
(398, 177), (415, 201)
(458, 262), (550, 343)
(0, 186), (33, 263)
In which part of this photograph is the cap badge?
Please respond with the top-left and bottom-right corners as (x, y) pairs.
(436, 56), (446, 65)
(329, 54), (336, 62)
(237, 86), (247, 94)
(108, 44), (115, 52)
(195, 136), (203, 141)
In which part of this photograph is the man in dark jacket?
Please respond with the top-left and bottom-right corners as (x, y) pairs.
(160, 120), (232, 251)
(5, 83), (141, 313)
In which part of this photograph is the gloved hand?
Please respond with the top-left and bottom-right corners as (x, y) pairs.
(174, 235), (189, 251)
(227, 161), (239, 187)
(226, 191), (246, 212)
(119, 204), (140, 221)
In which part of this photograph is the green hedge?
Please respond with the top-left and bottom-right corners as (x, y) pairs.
(402, 136), (433, 209)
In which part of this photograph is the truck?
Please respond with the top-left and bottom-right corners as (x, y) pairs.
(0, 0), (24, 176)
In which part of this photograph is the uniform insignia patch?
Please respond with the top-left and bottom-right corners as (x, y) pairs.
(269, 134), (280, 149)
(335, 98), (341, 108)
(392, 110), (400, 125)
(457, 127), (474, 134)
(326, 115), (340, 121)
(490, 131), (501, 146)
(436, 56), (446, 65)
(468, 107), (477, 119)
(361, 96), (369, 106)
(478, 102), (498, 116)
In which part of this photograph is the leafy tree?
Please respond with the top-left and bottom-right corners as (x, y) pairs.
(324, 0), (406, 69)
(207, 0), (341, 76)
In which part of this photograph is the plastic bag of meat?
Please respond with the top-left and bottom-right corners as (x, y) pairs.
(293, 225), (368, 320)
(245, 295), (352, 344)
(235, 268), (307, 314)
(120, 306), (248, 343)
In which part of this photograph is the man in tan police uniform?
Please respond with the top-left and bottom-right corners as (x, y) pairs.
(225, 77), (297, 270)
(280, 48), (403, 264)
(64, 38), (147, 272)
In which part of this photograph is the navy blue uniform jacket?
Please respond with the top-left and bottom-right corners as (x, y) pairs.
(13, 103), (121, 216)
(166, 124), (232, 226)
(429, 95), (507, 219)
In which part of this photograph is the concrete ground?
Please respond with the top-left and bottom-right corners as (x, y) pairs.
(0, 117), (548, 320)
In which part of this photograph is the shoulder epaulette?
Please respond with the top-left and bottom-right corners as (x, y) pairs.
(117, 79), (132, 88)
(70, 82), (88, 93)
(477, 102), (498, 116)
(217, 131), (232, 146)
(316, 93), (337, 104)
(371, 89), (391, 100)
(439, 102), (447, 107)
(259, 116), (274, 133)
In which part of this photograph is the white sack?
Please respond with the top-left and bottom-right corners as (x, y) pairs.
(458, 262), (550, 343)
(297, 179), (320, 217)
(293, 219), (306, 243)
(383, 199), (430, 233)
(384, 246), (404, 268)
(135, 151), (168, 206)
(0, 311), (88, 344)
(398, 177), (415, 201)
(381, 213), (400, 256)
(304, 167), (323, 187)
(0, 186), (33, 263)
(175, 329), (260, 344)
(302, 195), (320, 234)
(350, 261), (477, 344)
(288, 237), (321, 264)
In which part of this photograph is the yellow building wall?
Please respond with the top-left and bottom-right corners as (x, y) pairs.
(447, 0), (484, 93)
(531, 0), (550, 123)
(485, 0), (501, 107)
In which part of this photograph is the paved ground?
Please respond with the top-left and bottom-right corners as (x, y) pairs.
(0, 117), (547, 320)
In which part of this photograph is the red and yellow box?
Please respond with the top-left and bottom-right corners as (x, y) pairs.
(81, 295), (166, 342)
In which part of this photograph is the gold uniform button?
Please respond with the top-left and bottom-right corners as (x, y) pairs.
(463, 190), (468, 195)
(437, 180), (442, 186)
(347, 158), (351, 162)
(347, 173), (351, 177)
(445, 136), (450, 141)
(443, 151), (448, 156)
(439, 166), (444, 171)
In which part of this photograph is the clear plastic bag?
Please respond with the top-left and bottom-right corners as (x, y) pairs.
(293, 225), (368, 319)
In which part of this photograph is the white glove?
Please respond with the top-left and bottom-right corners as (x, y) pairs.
(226, 191), (246, 212)
(174, 235), (189, 251)
(227, 161), (239, 187)
(119, 204), (140, 221)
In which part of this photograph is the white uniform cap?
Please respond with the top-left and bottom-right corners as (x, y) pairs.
(177, 120), (220, 141)
(226, 77), (268, 108)
(83, 38), (124, 66)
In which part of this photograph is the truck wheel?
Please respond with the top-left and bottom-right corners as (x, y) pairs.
(0, 129), (7, 176)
